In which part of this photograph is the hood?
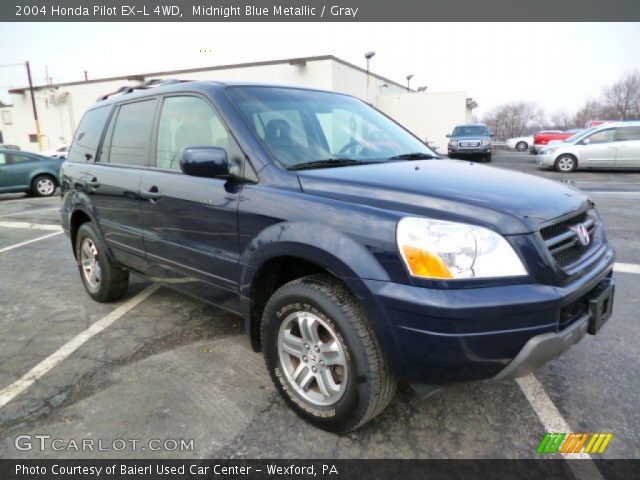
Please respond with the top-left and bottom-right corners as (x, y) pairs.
(297, 160), (591, 235)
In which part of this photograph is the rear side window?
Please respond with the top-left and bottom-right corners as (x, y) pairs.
(11, 153), (37, 163)
(68, 106), (110, 163)
(616, 126), (640, 141)
(105, 99), (157, 166)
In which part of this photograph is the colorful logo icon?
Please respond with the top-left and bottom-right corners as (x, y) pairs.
(537, 433), (613, 454)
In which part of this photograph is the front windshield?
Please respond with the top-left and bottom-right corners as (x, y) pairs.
(226, 86), (436, 168)
(566, 127), (597, 144)
(452, 125), (488, 137)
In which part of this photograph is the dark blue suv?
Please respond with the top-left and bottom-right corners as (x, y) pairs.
(60, 80), (615, 432)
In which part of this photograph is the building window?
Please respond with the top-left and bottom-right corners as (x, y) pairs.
(1, 110), (12, 125)
(0, 131), (3, 143)
(29, 134), (38, 143)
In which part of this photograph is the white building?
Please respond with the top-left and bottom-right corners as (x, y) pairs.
(0, 55), (476, 154)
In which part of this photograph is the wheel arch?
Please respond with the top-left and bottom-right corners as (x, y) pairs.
(240, 222), (392, 352)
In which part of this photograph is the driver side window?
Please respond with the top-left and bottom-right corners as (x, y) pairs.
(584, 129), (614, 145)
(156, 96), (231, 171)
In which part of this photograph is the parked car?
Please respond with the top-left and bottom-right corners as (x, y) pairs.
(0, 148), (64, 196)
(60, 80), (615, 432)
(447, 124), (493, 161)
(532, 130), (574, 153)
(506, 135), (534, 152)
(538, 122), (640, 172)
(44, 144), (70, 159)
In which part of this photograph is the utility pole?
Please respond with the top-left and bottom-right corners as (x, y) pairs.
(26, 61), (44, 151)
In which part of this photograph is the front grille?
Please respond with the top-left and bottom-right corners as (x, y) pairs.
(540, 211), (597, 268)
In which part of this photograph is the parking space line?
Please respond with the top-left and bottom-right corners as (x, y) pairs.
(0, 231), (63, 254)
(0, 207), (60, 218)
(0, 220), (62, 231)
(0, 284), (160, 410)
(516, 375), (604, 479)
(614, 262), (640, 274)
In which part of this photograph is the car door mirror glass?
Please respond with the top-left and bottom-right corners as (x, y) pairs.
(180, 146), (230, 179)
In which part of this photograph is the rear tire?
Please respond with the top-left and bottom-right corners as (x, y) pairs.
(75, 223), (129, 302)
(261, 274), (396, 433)
(31, 175), (57, 197)
(516, 141), (528, 152)
(554, 155), (577, 173)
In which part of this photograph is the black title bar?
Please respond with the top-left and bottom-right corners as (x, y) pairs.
(3, 0), (640, 22)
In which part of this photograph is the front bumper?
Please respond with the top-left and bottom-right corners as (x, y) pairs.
(537, 152), (556, 168)
(350, 246), (614, 385)
(448, 147), (492, 156)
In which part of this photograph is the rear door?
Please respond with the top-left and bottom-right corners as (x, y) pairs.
(613, 126), (640, 168)
(86, 98), (158, 260)
(579, 128), (616, 167)
(139, 94), (242, 308)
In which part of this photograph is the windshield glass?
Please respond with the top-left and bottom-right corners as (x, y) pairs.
(226, 86), (436, 168)
(566, 127), (597, 144)
(452, 125), (488, 137)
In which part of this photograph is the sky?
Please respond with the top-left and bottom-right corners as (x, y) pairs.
(1, 22), (639, 117)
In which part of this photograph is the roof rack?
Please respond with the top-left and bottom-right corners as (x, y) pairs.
(97, 78), (188, 101)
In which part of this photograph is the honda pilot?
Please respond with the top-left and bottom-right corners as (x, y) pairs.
(60, 80), (615, 432)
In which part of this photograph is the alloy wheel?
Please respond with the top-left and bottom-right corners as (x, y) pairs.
(277, 311), (348, 406)
(80, 237), (101, 292)
(36, 178), (55, 196)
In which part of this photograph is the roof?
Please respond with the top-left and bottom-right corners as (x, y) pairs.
(8, 55), (408, 94)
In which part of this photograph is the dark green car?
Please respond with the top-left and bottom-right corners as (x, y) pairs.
(0, 149), (64, 197)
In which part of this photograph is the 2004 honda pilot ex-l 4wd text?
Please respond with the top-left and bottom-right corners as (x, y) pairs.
(60, 80), (615, 432)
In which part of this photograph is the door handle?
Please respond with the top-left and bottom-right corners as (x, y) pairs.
(87, 178), (100, 188)
(141, 186), (163, 201)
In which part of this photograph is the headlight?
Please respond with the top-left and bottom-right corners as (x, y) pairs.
(449, 140), (457, 147)
(540, 147), (558, 155)
(396, 217), (527, 279)
(482, 139), (491, 146)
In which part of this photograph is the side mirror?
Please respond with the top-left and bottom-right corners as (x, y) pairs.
(445, 134), (451, 138)
(180, 146), (230, 179)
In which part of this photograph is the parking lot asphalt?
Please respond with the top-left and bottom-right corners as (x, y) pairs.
(0, 151), (638, 460)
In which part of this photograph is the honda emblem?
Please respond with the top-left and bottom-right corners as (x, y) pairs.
(573, 223), (590, 247)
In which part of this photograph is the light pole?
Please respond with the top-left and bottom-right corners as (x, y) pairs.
(406, 74), (414, 92)
(364, 51), (375, 87)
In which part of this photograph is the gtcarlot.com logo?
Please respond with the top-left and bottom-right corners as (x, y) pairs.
(537, 432), (613, 455)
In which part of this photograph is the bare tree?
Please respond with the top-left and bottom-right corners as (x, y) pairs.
(548, 111), (576, 130)
(603, 71), (640, 120)
(573, 99), (607, 128)
(483, 101), (543, 140)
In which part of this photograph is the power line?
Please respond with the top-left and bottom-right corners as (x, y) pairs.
(0, 63), (25, 69)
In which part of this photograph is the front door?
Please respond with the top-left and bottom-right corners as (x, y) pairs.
(139, 95), (242, 309)
(579, 128), (616, 168)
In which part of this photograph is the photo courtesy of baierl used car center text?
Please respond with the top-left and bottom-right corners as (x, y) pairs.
(0, 1), (638, 479)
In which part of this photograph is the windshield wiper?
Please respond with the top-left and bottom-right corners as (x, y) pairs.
(388, 152), (440, 160)
(287, 159), (376, 170)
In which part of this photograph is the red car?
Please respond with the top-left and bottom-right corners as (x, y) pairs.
(532, 130), (581, 153)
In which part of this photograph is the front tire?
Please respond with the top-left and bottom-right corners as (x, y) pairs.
(261, 274), (396, 433)
(554, 155), (577, 172)
(516, 141), (528, 152)
(31, 175), (57, 197)
(75, 223), (129, 302)
(484, 154), (492, 162)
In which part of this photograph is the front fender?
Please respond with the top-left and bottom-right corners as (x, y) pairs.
(240, 221), (391, 296)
